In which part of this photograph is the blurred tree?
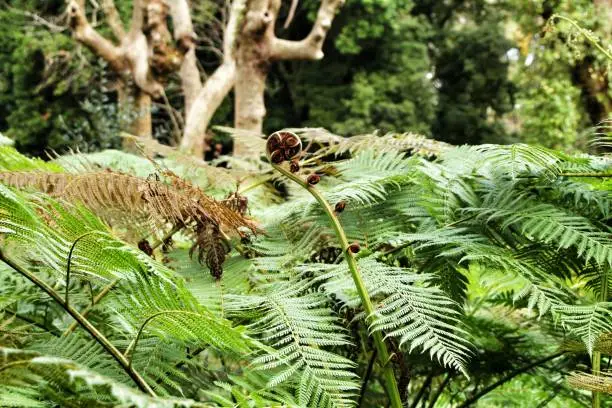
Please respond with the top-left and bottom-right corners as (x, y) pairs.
(508, 0), (611, 150)
(263, 0), (437, 136)
(0, 1), (123, 156)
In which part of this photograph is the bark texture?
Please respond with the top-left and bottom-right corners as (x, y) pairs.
(67, 0), (199, 147)
(181, 0), (344, 157)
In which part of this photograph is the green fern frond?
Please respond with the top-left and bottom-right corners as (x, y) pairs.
(290, 128), (450, 157)
(299, 257), (472, 376)
(464, 184), (612, 267)
(0, 347), (207, 408)
(557, 303), (612, 355)
(0, 146), (63, 172)
(229, 285), (359, 407)
(204, 370), (300, 407)
(117, 273), (252, 358)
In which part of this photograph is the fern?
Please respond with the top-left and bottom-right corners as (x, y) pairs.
(229, 284), (359, 408)
(1, 135), (610, 407)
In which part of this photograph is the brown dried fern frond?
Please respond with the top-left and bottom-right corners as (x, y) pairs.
(0, 170), (259, 279)
(0, 170), (258, 235)
(568, 371), (612, 394)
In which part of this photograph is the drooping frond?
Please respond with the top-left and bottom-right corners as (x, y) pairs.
(0, 182), (258, 397)
(0, 347), (207, 408)
(556, 303), (612, 355)
(53, 148), (240, 194)
(298, 257), (473, 376)
(0, 183), (174, 284)
(464, 183), (612, 267)
(228, 284), (359, 408)
(117, 273), (252, 358)
(460, 243), (571, 316)
(0, 170), (259, 277)
(0, 170), (258, 235)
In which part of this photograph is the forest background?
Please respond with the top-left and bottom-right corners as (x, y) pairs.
(0, 0), (610, 157)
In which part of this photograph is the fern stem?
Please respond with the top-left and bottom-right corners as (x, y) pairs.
(358, 349), (377, 407)
(409, 373), (434, 408)
(125, 310), (203, 367)
(427, 373), (452, 408)
(0, 249), (157, 397)
(150, 223), (185, 251)
(272, 164), (403, 408)
(0, 360), (35, 373)
(592, 351), (601, 408)
(63, 279), (119, 335)
(66, 231), (103, 307)
(592, 267), (609, 408)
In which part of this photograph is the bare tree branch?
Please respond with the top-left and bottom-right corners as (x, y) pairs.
(180, 0), (245, 154)
(171, 0), (202, 114)
(67, 0), (125, 71)
(101, 0), (126, 40)
(271, 0), (344, 60)
(181, 61), (236, 153)
(283, 0), (299, 29)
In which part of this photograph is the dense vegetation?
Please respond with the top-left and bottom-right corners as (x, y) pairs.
(1, 0), (611, 154)
(0, 0), (611, 407)
(0, 129), (610, 407)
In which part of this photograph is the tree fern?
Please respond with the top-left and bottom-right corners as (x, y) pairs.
(229, 284), (359, 408)
(298, 257), (472, 375)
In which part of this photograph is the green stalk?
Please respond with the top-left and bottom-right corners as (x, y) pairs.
(0, 249), (156, 397)
(592, 351), (601, 408)
(272, 164), (403, 408)
(125, 310), (203, 367)
(549, 15), (612, 62)
(593, 267), (609, 408)
(66, 231), (103, 307)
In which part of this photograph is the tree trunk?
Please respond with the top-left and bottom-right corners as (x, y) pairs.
(118, 85), (152, 150)
(233, 42), (269, 156)
(180, 62), (236, 157)
(179, 0), (343, 157)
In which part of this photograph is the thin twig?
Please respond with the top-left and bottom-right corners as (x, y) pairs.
(63, 279), (119, 335)
(124, 310), (203, 367)
(160, 90), (184, 145)
(66, 231), (103, 307)
(456, 352), (565, 408)
(409, 373), (434, 408)
(428, 373), (453, 408)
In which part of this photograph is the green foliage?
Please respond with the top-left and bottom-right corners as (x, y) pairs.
(0, 2), (122, 156)
(0, 130), (611, 406)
